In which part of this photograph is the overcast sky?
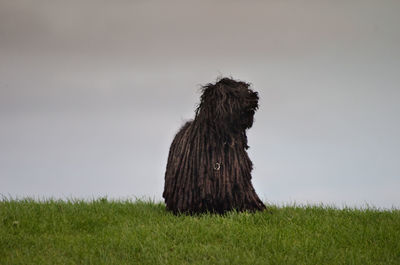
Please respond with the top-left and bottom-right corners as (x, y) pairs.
(1, 0), (399, 208)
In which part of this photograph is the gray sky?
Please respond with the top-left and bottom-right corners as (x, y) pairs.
(1, 0), (399, 208)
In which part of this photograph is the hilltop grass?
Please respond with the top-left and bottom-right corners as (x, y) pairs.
(0, 199), (399, 265)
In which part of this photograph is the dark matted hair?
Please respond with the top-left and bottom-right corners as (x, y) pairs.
(163, 77), (265, 214)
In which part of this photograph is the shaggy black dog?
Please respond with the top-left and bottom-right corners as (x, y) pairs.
(163, 77), (266, 214)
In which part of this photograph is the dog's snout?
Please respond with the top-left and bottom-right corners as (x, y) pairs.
(246, 91), (259, 109)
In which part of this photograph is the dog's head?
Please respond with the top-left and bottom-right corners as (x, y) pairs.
(195, 77), (259, 131)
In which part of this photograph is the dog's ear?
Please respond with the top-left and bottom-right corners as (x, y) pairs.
(195, 84), (220, 123)
(213, 86), (241, 127)
(195, 83), (239, 129)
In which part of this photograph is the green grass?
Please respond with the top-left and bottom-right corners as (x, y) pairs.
(1, 199), (399, 265)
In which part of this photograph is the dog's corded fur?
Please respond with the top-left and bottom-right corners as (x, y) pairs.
(163, 77), (266, 214)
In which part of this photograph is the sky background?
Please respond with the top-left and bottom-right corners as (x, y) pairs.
(1, 0), (399, 208)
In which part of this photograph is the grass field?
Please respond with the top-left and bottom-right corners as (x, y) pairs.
(0, 199), (399, 265)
